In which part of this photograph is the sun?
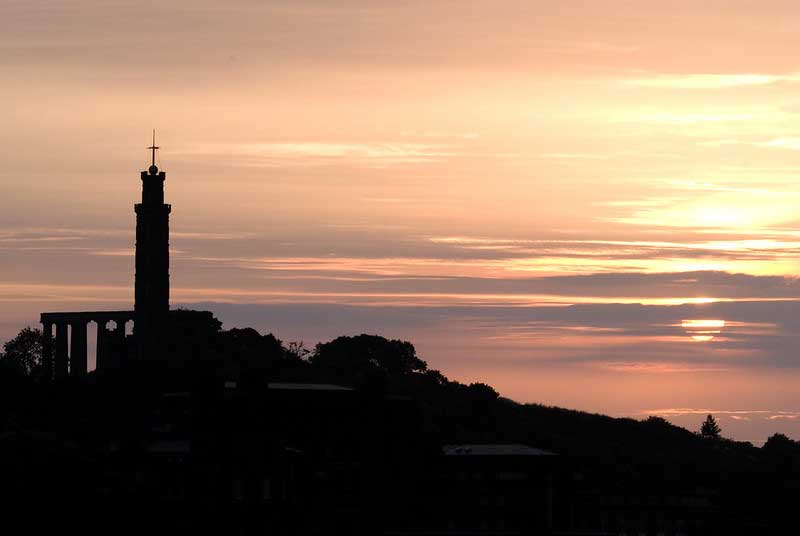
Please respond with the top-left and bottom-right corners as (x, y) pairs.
(681, 319), (725, 330)
(694, 207), (743, 227)
(681, 319), (725, 342)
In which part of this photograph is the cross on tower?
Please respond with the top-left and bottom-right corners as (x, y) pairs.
(148, 130), (159, 167)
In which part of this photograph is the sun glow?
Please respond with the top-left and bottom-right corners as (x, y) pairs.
(682, 319), (726, 329)
(614, 191), (800, 234)
(682, 319), (726, 342)
(694, 207), (744, 227)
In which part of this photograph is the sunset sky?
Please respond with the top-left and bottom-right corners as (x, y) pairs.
(5, 0), (800, 443)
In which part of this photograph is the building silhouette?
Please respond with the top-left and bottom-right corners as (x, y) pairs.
(39, 133), (172, 377)
(135, 135), (171, 359)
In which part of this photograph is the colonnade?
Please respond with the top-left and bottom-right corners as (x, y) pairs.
(40, 311), (134, 380)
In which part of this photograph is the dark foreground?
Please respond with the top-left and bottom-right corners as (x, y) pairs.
(1, 311), (798, 535)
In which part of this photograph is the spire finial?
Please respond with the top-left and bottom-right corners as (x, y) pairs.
(147, 130), (160, 174)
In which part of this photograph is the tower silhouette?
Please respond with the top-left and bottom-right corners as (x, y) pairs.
(134, 132), (171, 357)
(41, 133), (173, 375)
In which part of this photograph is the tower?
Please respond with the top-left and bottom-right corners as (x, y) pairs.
(134, 132), (171, 357)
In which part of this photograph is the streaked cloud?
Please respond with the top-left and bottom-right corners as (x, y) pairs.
(636, 113), (754, 124)
(428, 236), (800, 276)
(539, 153), (609, 160)
(759, 138), (800, 150)
(644, 408), (773, 417)
(700, 138), (800, 150)
(177, 142), (460, 166)
(625, 73), (799, 89)
(0, 282), (131, 303)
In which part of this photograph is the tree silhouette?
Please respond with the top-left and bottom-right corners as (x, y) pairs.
(286, 341), (310, 361)
(700, 414), (721, 439)
(312, 334), (427, 382)
(764, 433), (796, 452)
(0, 326), (43, 376)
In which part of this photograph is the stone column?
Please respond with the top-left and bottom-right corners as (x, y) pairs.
(54, 322), (69, 380)
(115, 320), (127, 342)
(70, 320), (88, 376)
(113, 320), (127, 365)
(41, 322), (53, 381)
(96, 321), (108, 371)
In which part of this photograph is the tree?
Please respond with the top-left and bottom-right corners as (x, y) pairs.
(466, 382), (499, 402)
(700, 414), (721, 439)
(0, 327), (43, 376)
(286, 341), (310, 361)
(218, 327), (284, 372)
(644, 416), (671, 427)
(311, 334), (427, 382)
(763, 433), (799, 457)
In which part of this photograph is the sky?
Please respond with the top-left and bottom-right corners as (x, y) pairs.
(4, 0), (800, 443)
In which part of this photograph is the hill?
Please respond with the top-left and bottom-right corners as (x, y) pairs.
(1, 310), (798, 535)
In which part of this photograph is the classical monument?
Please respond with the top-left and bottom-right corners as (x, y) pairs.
(40, 134), (171, 379)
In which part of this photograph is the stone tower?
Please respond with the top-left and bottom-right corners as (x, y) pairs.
(134, 135), (171, 357)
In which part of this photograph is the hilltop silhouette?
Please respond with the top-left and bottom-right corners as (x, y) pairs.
(2, 317), (800, 535)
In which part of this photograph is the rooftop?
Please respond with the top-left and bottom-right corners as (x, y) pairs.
(147, 440), (190, 455)
(267, 382), (353, 392)
(443, 444), (556, 456)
